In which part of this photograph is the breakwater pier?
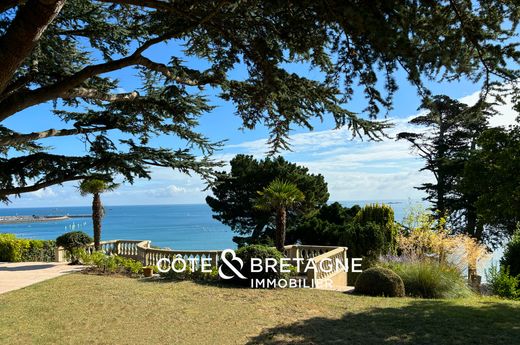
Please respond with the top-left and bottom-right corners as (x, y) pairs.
(0, 215), (90, 224)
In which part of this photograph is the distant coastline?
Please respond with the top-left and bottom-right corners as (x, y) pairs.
(0, 215), (90, 224)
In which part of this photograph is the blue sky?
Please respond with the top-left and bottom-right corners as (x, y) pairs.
(1, 41), (518, 208)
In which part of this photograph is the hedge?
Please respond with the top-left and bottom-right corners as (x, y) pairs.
(0, 233), (56, 262)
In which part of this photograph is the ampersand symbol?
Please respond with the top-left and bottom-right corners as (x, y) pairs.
(219, 249), (246, 279)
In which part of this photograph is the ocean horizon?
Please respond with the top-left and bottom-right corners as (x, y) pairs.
(0, 200), (415, 250)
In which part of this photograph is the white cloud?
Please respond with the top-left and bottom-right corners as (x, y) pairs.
(220, 90), (518, 202)
(29, 187), (57, 199)
(2, 90), (517, 208)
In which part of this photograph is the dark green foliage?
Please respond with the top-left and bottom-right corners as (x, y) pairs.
(289, 203), (396, 258)
(341, 222), (390, 260)
(399, 96), (520, 247)
(1, 1), (519, 201)
(384, 260), (472, 299)
(398, 96), (490, 218)
(56, 231), (92, 250)
(21, 239), (56, 262)
(501, 228), (520, 278)
(56, 231), (92, 264)
(486, 265), (520, 300)
(287, 202), (360, 245)
(221, 245), (288, 286)
(397, 96), (494, 244)
(354, 204), (398, 254)
(0, 233), (55, 262)
(80, 251), (143, 276)
(462, 128), (520, 244)
(354, 267), (405, 297)
(207, 155), (328, 245)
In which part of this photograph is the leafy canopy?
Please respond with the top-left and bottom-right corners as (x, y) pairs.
(1, 0), (519, 202)
(462, 126), (520, 243)
(206, 154), (329, 244)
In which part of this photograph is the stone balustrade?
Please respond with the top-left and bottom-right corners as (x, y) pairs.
(304, 246), (348, 287)
(61, 241), (349, 288)
(83, 240), (221, 268)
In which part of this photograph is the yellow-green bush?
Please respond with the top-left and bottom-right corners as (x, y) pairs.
(0, 233), (56, 262)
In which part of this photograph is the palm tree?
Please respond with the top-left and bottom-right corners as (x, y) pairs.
(79, 179), (118, 251)
(256, 180), (305, 251)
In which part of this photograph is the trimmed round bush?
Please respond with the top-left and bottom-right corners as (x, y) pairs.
(56, 231), (92, 264)
(222, 245), (288, 286)
(355, 267), (405, 297)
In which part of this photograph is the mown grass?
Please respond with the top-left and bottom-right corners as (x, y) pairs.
(0, 274), (519, 345)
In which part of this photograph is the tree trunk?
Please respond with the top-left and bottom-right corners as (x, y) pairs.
(92, 193), (102, 251)
(275, 207), (287, 252)
(0, 0), (66, 95)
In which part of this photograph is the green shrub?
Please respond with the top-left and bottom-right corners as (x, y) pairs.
(354, 204), (398, 255)
(22, 239), (56, 261)
(341, 222), (390, 259)
(289, 203), (397, 260)
(56, 231), (92, 264)
(384, 260), (472, 299)
(486, 265), (520, 300)
(0, 233), (56, 262)
(79, 250), (143, 275)
(0, 233), (28, 262)
(501, 228), (520, 278)
(355, 267), (405, 297)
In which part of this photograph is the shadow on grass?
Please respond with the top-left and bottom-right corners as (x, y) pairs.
(246, 299), (520, 345)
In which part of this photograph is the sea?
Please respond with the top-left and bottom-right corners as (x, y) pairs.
(0, 200), (412, 250)
(0, 200), (503, 278)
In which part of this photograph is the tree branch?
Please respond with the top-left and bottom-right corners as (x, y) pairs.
(61, 88), (140, 102)
(0, 0), (66, 95)
(0, 55), (141, 121)
(137, 57), (202, 86)
(0, 126), (112, 146)
(0, 27), (198, 121)
(0, 174), (87, 197)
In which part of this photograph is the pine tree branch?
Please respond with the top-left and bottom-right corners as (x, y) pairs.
(137, 57), (202, 86)
(0, 54), (142, 121)
(61, 88), (140, 102)
(0, 174), (88, 198)
(0, 126), (112, 146)
(0, 0), (66, 95)
(0, 8), (221, 121)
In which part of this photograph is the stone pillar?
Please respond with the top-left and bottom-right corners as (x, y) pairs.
(55, 247), (65, 262)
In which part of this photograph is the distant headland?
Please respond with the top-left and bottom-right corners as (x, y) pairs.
(0, 215), (90, 224)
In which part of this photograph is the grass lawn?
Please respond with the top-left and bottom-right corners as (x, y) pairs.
(0, 274), (519, 345)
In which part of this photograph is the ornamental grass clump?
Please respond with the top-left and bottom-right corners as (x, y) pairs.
(384, 259), (472, 299)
